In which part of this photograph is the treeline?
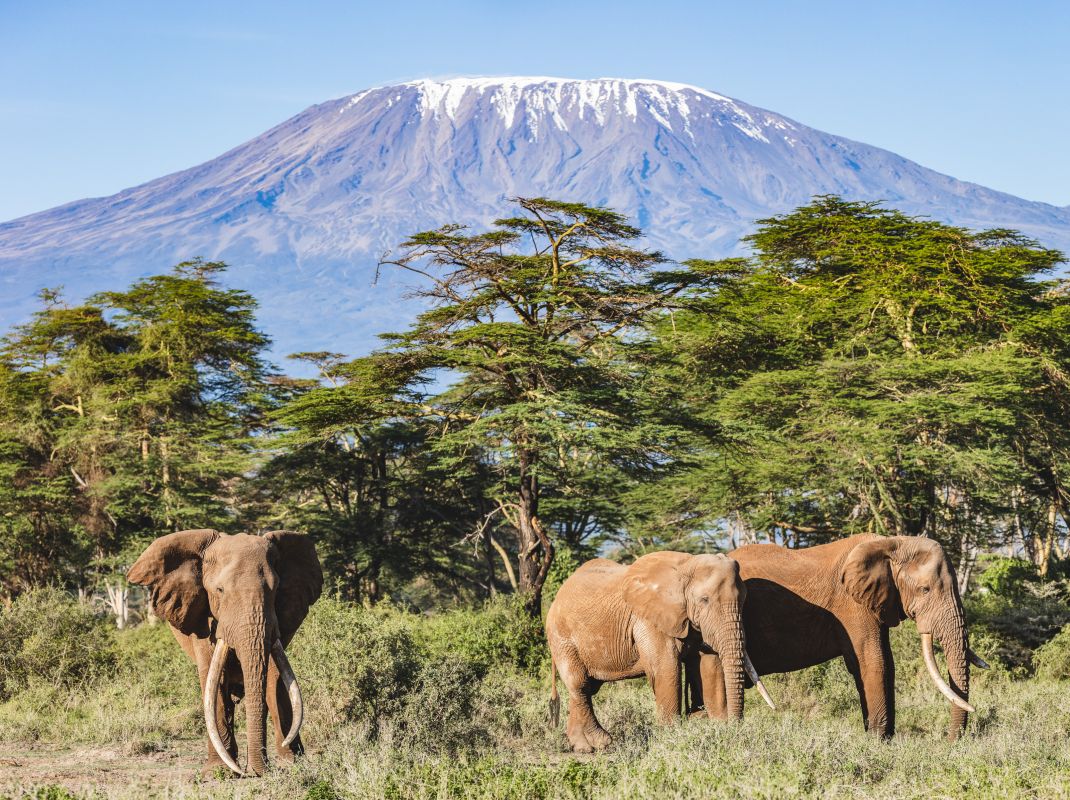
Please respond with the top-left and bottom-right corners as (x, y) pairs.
(2, 197), (1069, 615)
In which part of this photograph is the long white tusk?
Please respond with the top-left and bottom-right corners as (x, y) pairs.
(204, 639), (243, 776)
(272, 640), (304, 748)
(921, 633), (975, 714)
(967, 648), (990, 670)
(744, 651), (776, 710)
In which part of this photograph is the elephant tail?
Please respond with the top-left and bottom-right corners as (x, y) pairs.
(548, 652), (560, 727)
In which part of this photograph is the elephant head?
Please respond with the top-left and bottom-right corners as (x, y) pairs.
(840, 535), (983, 738)
(622, 552), (772, 719)
(128, 529), (322, 775)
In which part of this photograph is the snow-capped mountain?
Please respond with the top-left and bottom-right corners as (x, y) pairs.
(2, 77), (1068, 360)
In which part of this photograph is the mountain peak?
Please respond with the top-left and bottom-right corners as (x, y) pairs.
(2, 77), (1068, 361)
(337, 76), (771, 142)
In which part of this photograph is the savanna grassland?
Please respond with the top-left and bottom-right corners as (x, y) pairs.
(4, 197), (1070, 799)
(2, 588), (1070, 800)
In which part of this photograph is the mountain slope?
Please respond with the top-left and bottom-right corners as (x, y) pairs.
(2, 77), (1068, 358)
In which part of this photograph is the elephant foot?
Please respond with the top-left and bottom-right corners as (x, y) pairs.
(275, 748), (300, 765)
(584, 726), (612, 750)
(569, 738), (595, 753)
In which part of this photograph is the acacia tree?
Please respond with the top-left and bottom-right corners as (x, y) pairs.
(0, 260), (272, 601)
(279, 198), (722, 615)
(246, 352), (496, 605)
(645, 197), (1070, 579)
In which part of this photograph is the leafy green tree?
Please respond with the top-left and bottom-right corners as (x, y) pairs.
(647, 197), (1070, 579)
(0, 260), (272, 599)
(278, 198), (721, 615)
(246, 353), (497, 605)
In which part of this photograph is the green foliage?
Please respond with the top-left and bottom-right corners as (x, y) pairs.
(0, 260), (274, 597)
(1032, 623), (1070, 679)
(0, 587), (116, 699)
(304, 780), (341, 800)
(415, 595), (547, 678)
(975, 555), (1040, 598)
(274, 197), (726, 614)
(26, 787), (81, 800)
(640, 197), (1070, 564)
(967, 580), (1070, 672)
(289, 597), (424, 733)
(388, 655), (488, 754)
(542, 540), (583, 607)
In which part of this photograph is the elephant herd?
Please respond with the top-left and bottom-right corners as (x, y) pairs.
(128, 529), (982, 777)
(546, 533), (984, 753)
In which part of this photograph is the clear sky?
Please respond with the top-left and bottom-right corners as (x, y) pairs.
(2, 0), (1068, 222)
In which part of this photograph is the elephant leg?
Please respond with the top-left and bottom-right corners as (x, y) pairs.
(556, 647), (610, 752)
(843, 628), (895, 738)
(699, 653), (729, 720)
(648, 654), (682, 724)
(266, 658), (303, 763)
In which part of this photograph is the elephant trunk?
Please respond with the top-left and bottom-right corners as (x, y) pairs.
(239, 640), (270, 774)
(712, 604), (746, 720)
(933, 606), (971, 740)
(230, 616), (271, 776)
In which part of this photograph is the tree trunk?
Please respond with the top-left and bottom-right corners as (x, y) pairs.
(516, 450), (553, 618)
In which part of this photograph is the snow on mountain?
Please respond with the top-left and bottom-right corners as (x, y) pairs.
(2, 77), (1068, 360)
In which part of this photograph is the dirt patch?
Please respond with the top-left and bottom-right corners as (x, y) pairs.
(0, 741), (209, 797)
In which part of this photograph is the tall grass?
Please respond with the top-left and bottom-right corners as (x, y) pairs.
(2, 592), (1069, 799)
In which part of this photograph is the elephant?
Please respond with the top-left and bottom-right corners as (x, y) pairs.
(127, 529), (323, 776)
(545, 551), (774, 752)
(693, 533), (987, 740)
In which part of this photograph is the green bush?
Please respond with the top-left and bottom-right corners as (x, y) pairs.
(415, 595), (547, 678)
(389, 655), (488, 754)
(289, 597), (423, 736)
(114, 620), (195, 697)
(966, 580), (1070, 673)
(0, 586), (117, 699)
(974, 555), (1039, 598)
(1032, 623), (1070, 680)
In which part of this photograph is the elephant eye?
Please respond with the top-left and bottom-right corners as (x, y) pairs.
(700, 596), (710, 604)
(216, 586), (224, 593)
(920, 586), (931, 594)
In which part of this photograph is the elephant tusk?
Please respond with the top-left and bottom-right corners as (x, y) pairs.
(744, 651), (776, 710)
(204, 639), (243, 776)
(271, 640), (304, 748)
(921, 633), (975, 714)
(967, 648), (990, 670)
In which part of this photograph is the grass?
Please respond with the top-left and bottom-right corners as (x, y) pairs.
(1, 594), (1069, 799)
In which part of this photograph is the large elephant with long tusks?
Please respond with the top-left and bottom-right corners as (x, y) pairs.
(696, 534), (984, 740)
(545, 552), (774, 752)
(128, 529), (322, 776)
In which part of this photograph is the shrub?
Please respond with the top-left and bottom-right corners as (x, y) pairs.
(0, 586), (117, 699)
(974, 555), (1039, 598)
(415, 595), (547, 678)
(1032, 623), (1070, 680)
(389, 655), (488, 754)
(289, 597), (423, 735)
(966, 580), (1070, 673)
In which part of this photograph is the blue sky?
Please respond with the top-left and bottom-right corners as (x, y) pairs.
(2, 0), (1068, 222)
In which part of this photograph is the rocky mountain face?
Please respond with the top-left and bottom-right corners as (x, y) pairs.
(3, 77), (1068, 359)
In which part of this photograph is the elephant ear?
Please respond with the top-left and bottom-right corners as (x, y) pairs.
(264, 530), (323, 645)
(840, 537), (903, 626)
(622, 551), (691, 639)
(127, 529), (219, 636)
